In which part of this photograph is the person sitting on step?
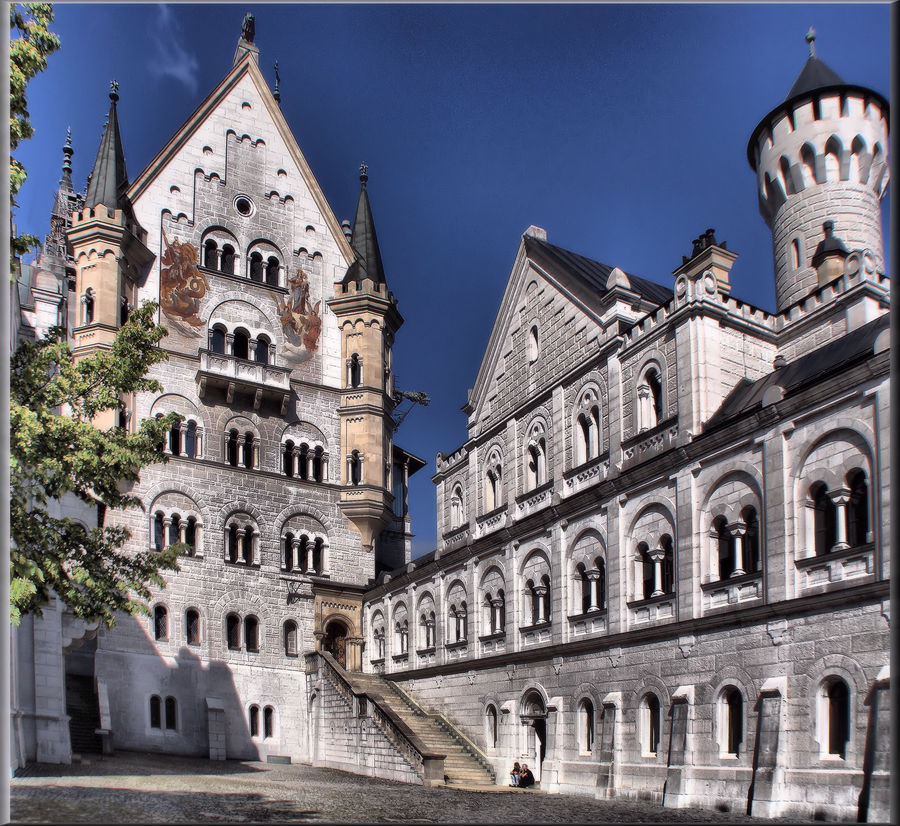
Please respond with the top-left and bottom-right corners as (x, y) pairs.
(518, 763), (535, 788)
(509, 761), (521, 786)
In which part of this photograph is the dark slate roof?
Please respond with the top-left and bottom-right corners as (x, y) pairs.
(343, 175), (386, 286)
(705, 313), (889, 430)
(84, 91), (134, 218)
(786, 55), (845, 100)
(523, 236), (673, 310)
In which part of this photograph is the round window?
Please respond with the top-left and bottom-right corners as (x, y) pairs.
(235, 196), (253, 216)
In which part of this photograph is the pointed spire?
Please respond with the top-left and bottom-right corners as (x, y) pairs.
(84, 81), (134, 217)
(786, 28), (844, 100)
(342, 163), (386, 286)
(59, 127), (74, 191)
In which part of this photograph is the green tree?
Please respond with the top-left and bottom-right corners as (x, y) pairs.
(10, 302), (183, 627)
(9, 3), (61, 262)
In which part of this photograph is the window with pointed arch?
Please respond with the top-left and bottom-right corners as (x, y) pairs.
(349, 450), (362, 485)
(637, 364), (664, 432)
(486, 704), (499, 750)
(283, 620), (298, 657)
(718, 686), (744, 758)
(419, 610), (436, 650)
(149, 695), (162, 729)
(484, 452), (503, 512)
(637, 535), (674, 600)
(640, 693), (661, 756)
(153, 605), (168, 641)
(846, 469), (869, 547)
(524, 574), (551, 625)
(82, 288), (94, 325)
(164, 696), (177, 730)
(577, 698), (595, 754)
(483, 589), (506, 635)
(810, 481), (838, 555)
(185, 609), (200, 646)
(449, 484), (464, 530)
(348, 353), (362, 388)
(818, 677), (851, 759)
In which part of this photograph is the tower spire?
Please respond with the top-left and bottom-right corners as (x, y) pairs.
(342, 163), (386, 286)
(84, 81), (134, 218)
(60, 127), (74, 191)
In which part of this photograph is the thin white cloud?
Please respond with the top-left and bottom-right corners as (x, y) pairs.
(147, 4), (199, 95)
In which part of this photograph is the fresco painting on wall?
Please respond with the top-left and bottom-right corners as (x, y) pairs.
(277, 267), (322, 362)
(159, 230), (210, 336)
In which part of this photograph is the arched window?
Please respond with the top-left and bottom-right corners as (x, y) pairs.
(249, 705), (259, 737)
(486, 705), (498, 749)
(211, 325), (226, 354)
(647, 367), (663, 427)
(396, 619), (409, 654)
(204, 239), (218, 270)
(485, 461), (501, 511)
(228, 524), (239, 563)
(153, 511), (165, 552)
(639, 542), (654, 600)
(298, 443), (309, 481)
(641, 693), (661, 756)
(579, 699), (595, 753)
(185, 516), (197, 555)
(233, 330), (250, 360)
(226, 429), (239, 467)
(811, 481), (837, 555)
(169, 421), (181, 455)
(312, 446), (324, 482)
(255, 335), (270, 365)
(244, 616), (259, 652)
(186, 609), (200, 645)
(167, 514), (181, 548)
(265, 256), (280, 286)
(283, 532), (294, 571)
(283, 440), (295, 477)
(221, 245), (236, 274)
(117, 405), (128, 430)
(791, 237), (802, 269)
(284, 620), (298, 656)
(526, 439), (546, 490)
(154, 605), (168, 641)
(184, 420), (197, 458)
(714, 515), (733, 579)
(660, 534), (674, 594)
(150, 695), (161, 728)
(742, 506), (760, 572)
(226, 613), (241, 650)
(165, 696), (177, 730)
(297, 535), (309, 573)
(577, 563), (591, 614)
(263, 706), (274, 738)
(249, 251), (263, 282)
(350, 450), (362, 485)
(349, 353), (361, 388)
(575, 402), (601, 466)
(528, 325), (539, 363)
(243, 432), (254, 469)
(312, 538), (324, 574)
(120, 296), (130, 326)
(822, 677), (850, 759)
(847, 470), (869, 547)
(721, 687), (743, 757)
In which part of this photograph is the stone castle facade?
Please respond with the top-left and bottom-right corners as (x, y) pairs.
(11, 22), (890, 823)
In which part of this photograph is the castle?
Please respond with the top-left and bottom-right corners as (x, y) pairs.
(11, 19), (890, 822)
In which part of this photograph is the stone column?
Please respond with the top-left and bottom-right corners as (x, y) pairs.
(225, 333), (235, 356)
(829, 488), (851, 551)
(236, 527), (246, 564)
(728, 522), (747, 577)
(648, 547), (666, 597)
(162, 516), (172, 549)
(587, 569), (601, 612)
(178, 520), (187, 545)
(534, 585), (548, 623)
(637, 384), (651, 431)
(196, 427), (204, 458)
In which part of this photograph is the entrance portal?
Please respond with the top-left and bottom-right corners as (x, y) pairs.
(521, 690), (548, 782)
(323, 620), (348, 668)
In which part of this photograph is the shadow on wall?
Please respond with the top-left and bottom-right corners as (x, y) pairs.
(95, 613), (258, 761)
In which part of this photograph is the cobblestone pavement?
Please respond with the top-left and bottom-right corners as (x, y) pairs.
(11, 752), (808, 824)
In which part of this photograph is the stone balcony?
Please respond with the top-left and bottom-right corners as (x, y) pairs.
(621, 417), (679, 469)
(196, 349), (292, 413)
(515, 480), (554, 520)
(700, 570), (763, 614)
(795, 543), (876, 592)
(563, 453), (610, 497)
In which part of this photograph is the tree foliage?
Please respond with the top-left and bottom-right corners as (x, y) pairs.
(10, 302), (183, 627)
(9, 3), (61, 260)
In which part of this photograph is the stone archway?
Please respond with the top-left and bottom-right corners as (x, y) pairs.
(520, 690), (547, 782)
(323, 619), (348, 668)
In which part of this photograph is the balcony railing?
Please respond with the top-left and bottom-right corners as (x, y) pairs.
(197, 349), (292, 413)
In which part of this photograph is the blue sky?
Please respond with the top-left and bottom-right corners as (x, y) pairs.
(14, 3), (891, 559)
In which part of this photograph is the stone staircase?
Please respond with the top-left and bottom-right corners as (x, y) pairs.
(65, 673), (101, 756)
(329, 660), (495, 787)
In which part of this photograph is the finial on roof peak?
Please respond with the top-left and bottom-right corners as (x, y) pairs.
(360, 162), (368, 185)
(110, 79), (119, 102)
(273, 59), (281, 104)
(60, 126), (74, 189)
(805, 26), (816, 57)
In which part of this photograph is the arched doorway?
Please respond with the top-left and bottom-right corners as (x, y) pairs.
(323, 620), (348, 668)
(521, 690), (547, 782)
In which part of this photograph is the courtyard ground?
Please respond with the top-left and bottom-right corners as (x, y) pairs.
(10, 751), (809, 824)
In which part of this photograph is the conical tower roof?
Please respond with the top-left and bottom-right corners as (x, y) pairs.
(343, 164), (386, 286)
(785, 28), (845, 100)
(84, 83), (134, 219)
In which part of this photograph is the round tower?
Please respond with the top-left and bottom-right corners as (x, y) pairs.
(747, 29), (889, 312)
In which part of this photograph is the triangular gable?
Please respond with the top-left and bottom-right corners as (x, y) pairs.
(128, 52), (355, 268)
